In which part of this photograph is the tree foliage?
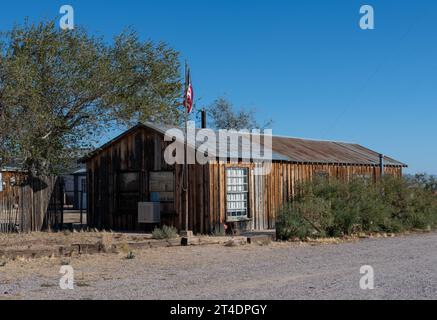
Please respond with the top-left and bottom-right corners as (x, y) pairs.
(407, 173), (437, 193)
(0, 20), (182, 175)
(206, 97), (272, 130)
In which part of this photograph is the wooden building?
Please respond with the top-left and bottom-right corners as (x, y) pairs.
(82, 122), (406, 234)
(0, 148), (93, 233)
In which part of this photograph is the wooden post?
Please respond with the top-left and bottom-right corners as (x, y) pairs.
(60, 177), (64, 229)
(80, 188), (83, 226)
(379, 154), (385, 178)
(201, 109), (207, 129)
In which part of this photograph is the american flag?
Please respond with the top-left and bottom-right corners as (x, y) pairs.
(184, 67), (194, 114)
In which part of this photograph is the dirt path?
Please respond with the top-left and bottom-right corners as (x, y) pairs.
(1, 232), (437, 300)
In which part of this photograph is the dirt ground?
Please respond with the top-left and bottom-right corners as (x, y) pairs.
(0, 231), (155, 252)
(1, 231), (437, 300)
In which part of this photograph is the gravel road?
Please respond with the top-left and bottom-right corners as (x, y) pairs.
(1, 232), (437, 300)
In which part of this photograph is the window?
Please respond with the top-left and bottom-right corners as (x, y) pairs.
(226, 168), (249, 222)
(117, 172), (140, 212)
(119, 172), (140, 193)
(81, 178), (87, 193)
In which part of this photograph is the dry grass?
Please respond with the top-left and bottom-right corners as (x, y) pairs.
(0, 231), (154, 253)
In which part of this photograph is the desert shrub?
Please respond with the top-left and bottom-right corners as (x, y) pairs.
(276, 205), (312, 240)
(126, 251), (136, 260)
(276, 175), (437, 240)
(378, 176), (437, 231)
(277, 187), (333, 240)
(152, 225), (179, 239)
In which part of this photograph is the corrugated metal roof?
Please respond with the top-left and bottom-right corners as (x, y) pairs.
(149, 123), (290, 162)
(82, 122), (407, 167)
(270, 136), (406, 167)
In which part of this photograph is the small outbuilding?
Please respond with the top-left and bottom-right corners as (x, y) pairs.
(0, 158), (87, 233)
(82, 122), (406, 234)
(0, 167), (63, 233)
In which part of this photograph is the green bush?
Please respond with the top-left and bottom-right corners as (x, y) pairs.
(276, 206), (312, 240)
(152, 225), (179, 239)
(126, 251), (136, 260)
(276, 175), (437, 240)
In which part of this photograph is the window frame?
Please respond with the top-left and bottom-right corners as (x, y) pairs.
(116, 170), (141, 213)
(225, 167), (250, 222)
(80, 177), (87, 193)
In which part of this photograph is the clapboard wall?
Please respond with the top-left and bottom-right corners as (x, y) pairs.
(206, 161), (402, 233)
(86, 127), (176, 231)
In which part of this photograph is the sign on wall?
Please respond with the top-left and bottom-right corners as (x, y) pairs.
(149, 172), (174, 202)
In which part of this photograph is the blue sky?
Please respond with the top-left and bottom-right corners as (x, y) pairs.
(0, 0), (436, 174)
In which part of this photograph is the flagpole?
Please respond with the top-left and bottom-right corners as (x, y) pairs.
(183, 61), (190, 236)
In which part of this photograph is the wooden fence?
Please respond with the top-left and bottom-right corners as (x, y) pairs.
(0, 173), (64, 233)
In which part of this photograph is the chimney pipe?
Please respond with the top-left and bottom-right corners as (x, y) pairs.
(201, 109), (207, 129)
(379, 154), (385, 177)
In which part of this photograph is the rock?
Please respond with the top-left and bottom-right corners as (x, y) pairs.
(224, 239), (242, 247)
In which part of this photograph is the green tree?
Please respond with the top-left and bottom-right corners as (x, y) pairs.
(411, 173), (437, 193)
(206, 97), (272, 130)
(0, 20), (182, 175)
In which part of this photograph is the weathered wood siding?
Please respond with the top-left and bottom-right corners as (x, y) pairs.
(87, 127), (178, 231)
(0, 172), (63, 232)
(85, 126), (403, 234)
(175, 164), (210, 234)
(207, 161), (403, 232)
